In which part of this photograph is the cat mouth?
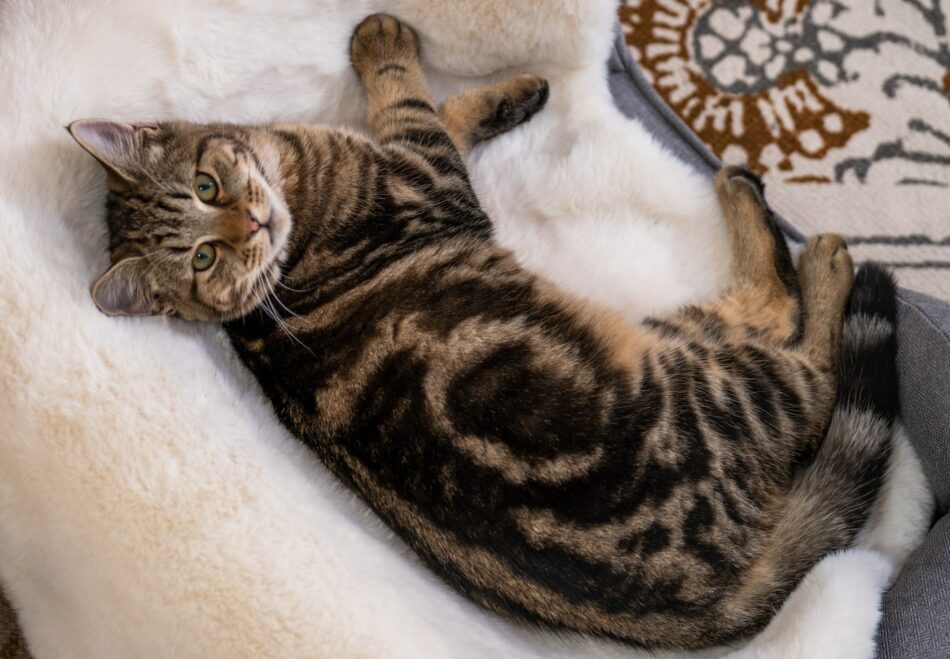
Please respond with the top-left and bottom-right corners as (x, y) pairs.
(263, 210), (275, 241)
(250, 216), (291, 300)
(265, 211), (291, 263)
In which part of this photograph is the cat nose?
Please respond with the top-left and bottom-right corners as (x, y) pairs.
(247, 213), (261, 238)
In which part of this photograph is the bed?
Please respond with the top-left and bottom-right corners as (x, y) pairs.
(0, 1), (946, 656)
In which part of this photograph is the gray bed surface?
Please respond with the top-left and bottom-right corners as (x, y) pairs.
(607, 30), (950, 659)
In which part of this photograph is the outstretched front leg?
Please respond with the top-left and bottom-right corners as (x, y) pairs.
(350, 14), (548, 159)
(350, 14), (443, 150)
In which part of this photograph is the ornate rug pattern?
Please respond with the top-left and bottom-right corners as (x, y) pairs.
(621, 0), (950, 300)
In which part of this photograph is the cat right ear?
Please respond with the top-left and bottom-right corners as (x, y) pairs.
(91, 257), (160, 317)
(67, 119), (150, 182)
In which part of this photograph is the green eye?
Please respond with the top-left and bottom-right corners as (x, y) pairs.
(194, 173), (218, 202)
(192, 243), (217, 271)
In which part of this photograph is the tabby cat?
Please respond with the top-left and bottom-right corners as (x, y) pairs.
(68, 14), (897, 649)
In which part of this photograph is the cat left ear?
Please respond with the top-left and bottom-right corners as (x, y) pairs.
(67, 119), (155, 183)
(91, 256), (161, 317)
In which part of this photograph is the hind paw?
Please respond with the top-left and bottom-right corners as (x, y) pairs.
(715, 165), (766, 212)
(799, 234), (854, 310)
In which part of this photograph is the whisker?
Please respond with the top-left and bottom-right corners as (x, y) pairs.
(245, 265), (315, 356)
(261, 294), (315, 357)
(276, 280), (313, 293)
(271, 295), (307, 323)
(274, 264), (314, 293)
(275, 277), (313, 293)
(262, 269), (310, 325)
(278, 266), (316, 291)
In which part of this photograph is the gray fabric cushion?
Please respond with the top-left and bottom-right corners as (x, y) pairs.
(880, 290), (950, 658)
(896, 290), (950, 511)
(607, 28), (950, 659)
(879, 515), (950, 658)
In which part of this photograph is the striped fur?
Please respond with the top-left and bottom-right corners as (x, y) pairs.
(69, 14), (896, 650)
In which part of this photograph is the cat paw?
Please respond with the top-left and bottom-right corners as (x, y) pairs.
(478, 75), (549, 138)
(715, 165), (766, 208)
(714, 165), (773, 247)
(799, 233), (854, 308)
(350, 14), (420, 79)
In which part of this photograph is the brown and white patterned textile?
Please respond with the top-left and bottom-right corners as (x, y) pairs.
(621, 0), (950, 300)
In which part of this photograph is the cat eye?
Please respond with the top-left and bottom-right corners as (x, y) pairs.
(194, 173), (218, 203)
(192, 243), (217, 271)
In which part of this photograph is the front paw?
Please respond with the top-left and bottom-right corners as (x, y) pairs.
(484, 75), (550, 132)
(350, 14), (420, 79)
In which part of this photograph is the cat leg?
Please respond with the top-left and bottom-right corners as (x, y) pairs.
(797, 233), (854, 370)
(706, 165), (853, 369)
(351, 15), (548, 158)
(706, 166), (804, 345)
(350, 15), (465, 163)
(773, 232), (856, 452)
(712, 168), (852, 443)
(438, 75), (549, 155)
(351, 15), (433, 140)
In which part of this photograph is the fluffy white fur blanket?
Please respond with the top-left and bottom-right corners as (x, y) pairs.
(0, 0), (934, 657)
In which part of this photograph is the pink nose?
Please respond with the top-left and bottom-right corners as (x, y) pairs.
(247, 215), (261, 237)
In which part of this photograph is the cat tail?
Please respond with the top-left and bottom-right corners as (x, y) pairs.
(727, 263), (898, 635)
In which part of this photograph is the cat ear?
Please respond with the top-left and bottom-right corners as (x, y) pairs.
(67, 119), (154, 182)
(91, 257), (160, 317)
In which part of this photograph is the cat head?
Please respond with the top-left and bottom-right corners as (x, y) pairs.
(69, 119), (293, 321)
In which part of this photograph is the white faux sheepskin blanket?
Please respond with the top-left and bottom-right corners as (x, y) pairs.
(0, 1), (934, 657)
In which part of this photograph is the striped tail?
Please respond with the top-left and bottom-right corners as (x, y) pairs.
(725, 263), (898, 637)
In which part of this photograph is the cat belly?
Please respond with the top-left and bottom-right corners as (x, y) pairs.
(467, 69), (733, 322)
